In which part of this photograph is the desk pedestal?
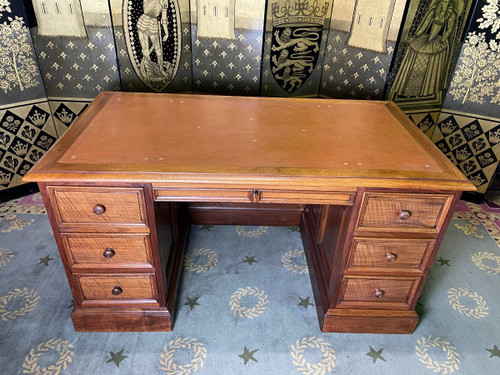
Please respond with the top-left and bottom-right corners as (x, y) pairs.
(301, 189), (459, 333)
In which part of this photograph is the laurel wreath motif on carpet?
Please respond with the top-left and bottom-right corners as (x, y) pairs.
(22, 339), (74, 375)
(159, 337), (207, 375)
(471, 252), (500, 274)
(290, 336), (336, 375)
(415, 335), (460, 374)
(282, 249), (309, 274)
(0, 248), (14, 268)
(184, 248), (218, 273)
(0, 287), (39, 321)
(448, 287), (489, 319)
(235, 226), (267, 237)
(229, 286), (269, 318)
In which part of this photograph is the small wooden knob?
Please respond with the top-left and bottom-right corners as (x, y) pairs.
(374, 288), (384, 298)
(93, 204), (106, 215)
(103, 248), (115, 258)
(112, 286), (123, 296)
(385, 252), (397, 262)
(399, 210), (411, 220)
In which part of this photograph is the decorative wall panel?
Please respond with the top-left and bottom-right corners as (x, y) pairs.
(0, 0), (46, 106)
(386, 0), (475, 111)
(109, 0), (192, 93)
(446, 0), (500, 115)
(260, 0), (333, 97)
(319, 0), (408, 99)
(190, 0), (265, 96)
(436, 0), (500, 194)
(0, 1), (54, 191)
(0, 0), (498, 195)
(30, 0), (121, 99)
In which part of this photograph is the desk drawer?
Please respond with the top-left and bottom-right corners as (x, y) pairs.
(347, 238), (434, 272)
(258, 190), (355, 205)
(356, 193), (452, 233)
(78, 274), (157, 301)
(62, 234), (153, 268)
(154, 188), (252, 202)
(339, 277), (418, 307)
(48, 187), (147, 226)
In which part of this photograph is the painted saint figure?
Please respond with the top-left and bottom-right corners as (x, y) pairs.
(137, 0), (171, 83)
(390, 0), (460, 98)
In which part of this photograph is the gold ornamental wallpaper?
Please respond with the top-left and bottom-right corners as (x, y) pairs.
(0, 0), (499, 193)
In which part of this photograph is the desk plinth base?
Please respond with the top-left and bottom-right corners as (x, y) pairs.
(71, 308), (173, 332)
(322, 309), (418, 334)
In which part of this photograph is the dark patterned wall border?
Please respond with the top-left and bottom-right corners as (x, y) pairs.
(0, 100), (56, 189)
(432, 110), (500, 193)
(405, 109), (441, 139)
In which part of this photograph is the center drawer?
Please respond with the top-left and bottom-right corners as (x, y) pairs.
(62, 233), (153, 268)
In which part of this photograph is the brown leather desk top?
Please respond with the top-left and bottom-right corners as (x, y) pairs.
(24, 92), (474, 192)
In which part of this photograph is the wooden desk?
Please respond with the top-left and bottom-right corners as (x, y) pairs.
(23, 92), (475, 333)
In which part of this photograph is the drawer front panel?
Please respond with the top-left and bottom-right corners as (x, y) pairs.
(340, 277), (416, 304)
(258, 190), (355, 205)
(78, 275), (156, 300)
(63, 234), (153, 266)
(49, 187), (147, 225)
(357, 193), (452, 232)
(347, 238), (435, 272)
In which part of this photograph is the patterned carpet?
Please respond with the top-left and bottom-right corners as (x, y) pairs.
(1, 193), (500, 374)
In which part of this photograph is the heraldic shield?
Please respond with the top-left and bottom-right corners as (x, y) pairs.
(124, 0), (181, 92)
(271, 1), (329, 93)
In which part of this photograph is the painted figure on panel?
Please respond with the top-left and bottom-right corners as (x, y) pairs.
(390, 0), (462, 99)
(124, 0), (181, 92)
(270, 1), (329, 93)
(137, 0), (170, 65)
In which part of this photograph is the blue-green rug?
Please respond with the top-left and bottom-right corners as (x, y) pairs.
(1, 194), (500, 374)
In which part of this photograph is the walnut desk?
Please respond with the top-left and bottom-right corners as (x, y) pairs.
(23, 92), (475, 333)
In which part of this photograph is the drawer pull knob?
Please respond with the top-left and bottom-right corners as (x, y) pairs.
(374, 288), (384, 298)
(252, 189), (259, 201)
(93, 204), (106, 215)
(112, 286), (123, 296)
(103, 248), (115, 258)
(399, 210), (411, 220)
(385, 252), (397, 262)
